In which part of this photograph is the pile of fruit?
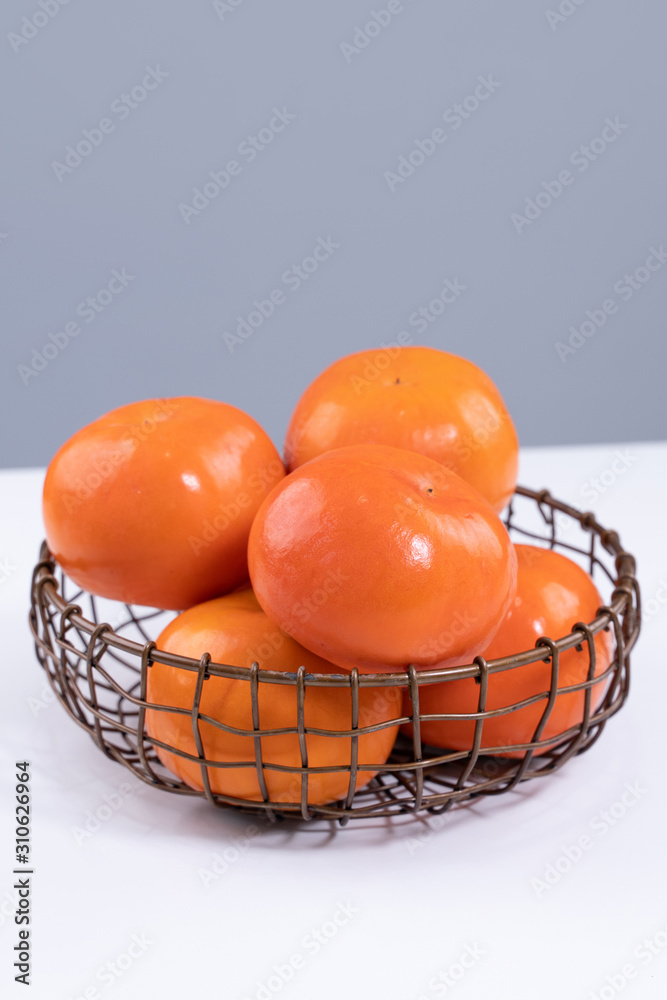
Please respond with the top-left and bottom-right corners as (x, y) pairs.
(42, 348), (611, 807)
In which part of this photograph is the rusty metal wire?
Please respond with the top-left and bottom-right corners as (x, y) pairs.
(29, 487), (639, 824)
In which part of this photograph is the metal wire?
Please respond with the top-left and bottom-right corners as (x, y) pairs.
(28, 486), (639, 824)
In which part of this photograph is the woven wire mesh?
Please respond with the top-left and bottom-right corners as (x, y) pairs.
(29, 486), (639, 824)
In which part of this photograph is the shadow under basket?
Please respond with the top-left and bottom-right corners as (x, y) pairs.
(29, 486), (640, 825)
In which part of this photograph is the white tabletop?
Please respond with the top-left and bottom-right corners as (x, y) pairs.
(1, 442), (666, 1000)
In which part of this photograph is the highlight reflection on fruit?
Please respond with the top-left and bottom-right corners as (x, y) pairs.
(248, 443), (518, 673)
(43, 397), (285, 610)
(284, 347), (519, 512)
(38, 345), (628, 811)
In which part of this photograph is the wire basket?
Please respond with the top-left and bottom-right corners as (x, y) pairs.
(29, 486), (640, 824)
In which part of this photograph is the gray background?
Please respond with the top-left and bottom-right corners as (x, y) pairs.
(1, 0), (666, 469)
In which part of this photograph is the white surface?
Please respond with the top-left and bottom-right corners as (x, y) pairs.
(1, 442), (666, 1000)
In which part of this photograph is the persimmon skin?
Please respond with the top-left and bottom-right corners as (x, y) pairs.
(42, 397), (284, 610)
(248, 444), (517, 673)
(284, 347), (519, 512)
(145, 589), (401, 806)
(406, 545), (613, 757)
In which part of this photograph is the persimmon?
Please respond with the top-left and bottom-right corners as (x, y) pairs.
(248, 444), (517, 673)
(43, 397), (284, 610)
(408, 545), (613, 757)
(145, 589), (401, 805)
(284, 347), (518, 512)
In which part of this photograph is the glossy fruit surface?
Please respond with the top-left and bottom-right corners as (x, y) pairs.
(43, 397), (284, 609)
(284, 347), (519, 512)
(145, 589), (401, 805)
(248, 444), (517, 673)
(409, 545), (613, 757)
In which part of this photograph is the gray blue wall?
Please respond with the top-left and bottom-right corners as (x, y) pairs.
(1, 0), (666, 468)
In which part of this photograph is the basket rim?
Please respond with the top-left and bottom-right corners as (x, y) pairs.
(32, 484), (638, 690)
